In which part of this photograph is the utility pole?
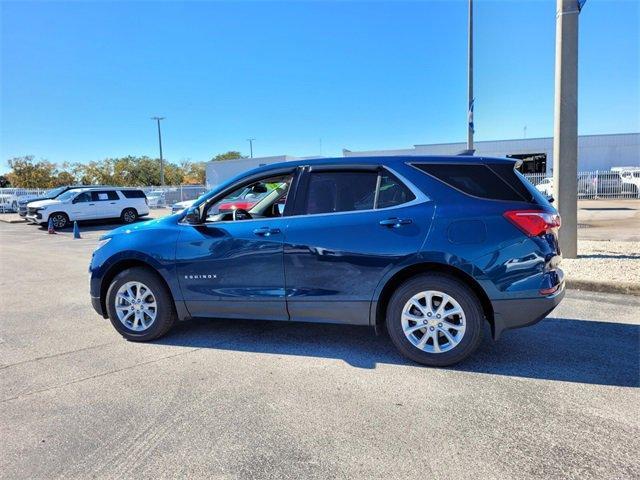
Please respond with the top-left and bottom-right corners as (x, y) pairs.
(151, 117), (165, 185)
(553, 0), (584, 259)
(467, 0), (474, 151)
(247, 138), (255, 158)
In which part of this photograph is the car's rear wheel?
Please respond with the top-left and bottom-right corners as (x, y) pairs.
(50, 212), (69, 229)
(105, 267), (176, 341)
(121, 208), (138, 224)
(386, 274), (484, 367)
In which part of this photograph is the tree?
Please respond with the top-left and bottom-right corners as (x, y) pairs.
(180, 160), (206, 184)
(6, 156), (58, 188)
(0, 175), (10, 188)
(211, 151), (243, 162)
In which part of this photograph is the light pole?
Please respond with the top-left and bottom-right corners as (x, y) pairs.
(247, 138), (255, 158)
(552, 0), (584, 259)
(467, 0), (474, 152)
(151, 117), (165, 185)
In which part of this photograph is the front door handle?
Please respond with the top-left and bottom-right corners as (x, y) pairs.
(253, 226), (281, 237)
(379, 218), (413, 228)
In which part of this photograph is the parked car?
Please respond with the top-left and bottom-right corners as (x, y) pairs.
(0, 193), (18, 212)
(17, 185), (110, 217)
(619, 169), (640, 197)
(146, 190), (166, 208)
(171, 199), (196, 214)
(534, 177), (553, 197)
(169, 186), (271, 215)
(90, 156), (564, 367)
(26, 187), (149, 228)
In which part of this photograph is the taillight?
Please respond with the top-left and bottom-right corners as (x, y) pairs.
(503, 210), (561, 237)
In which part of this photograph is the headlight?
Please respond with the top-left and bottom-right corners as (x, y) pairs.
(95, 238), (111, 251)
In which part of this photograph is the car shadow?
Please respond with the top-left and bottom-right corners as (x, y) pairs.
(155, 315), (639, 387)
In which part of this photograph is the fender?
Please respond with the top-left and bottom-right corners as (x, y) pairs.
(367, 250), (494, 327)
(93, 250), (191, 322)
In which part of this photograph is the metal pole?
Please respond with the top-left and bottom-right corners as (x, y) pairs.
(151, 117), (165, 185)
(247, 138), (255, 158)
(467, 0), (474, 151)
(552, 0), (581, 258)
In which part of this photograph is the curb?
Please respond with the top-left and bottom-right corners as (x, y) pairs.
(566, 279), (640, 296)
(0, 217), (26, 224)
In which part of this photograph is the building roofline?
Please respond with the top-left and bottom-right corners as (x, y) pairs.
(413, 132), (639, 147)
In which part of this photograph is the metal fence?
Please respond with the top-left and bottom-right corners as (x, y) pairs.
(523, 169), (640, 199)
(1, 169), (639, 214)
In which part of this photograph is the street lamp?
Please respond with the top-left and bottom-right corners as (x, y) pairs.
(151, 117), (165, 185)
(247, 138), (255, 158)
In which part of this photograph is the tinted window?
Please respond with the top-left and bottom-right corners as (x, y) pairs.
(377, 173), (416, 208)
(305, 171), (378, 214)
(91, 190), (119, 201)
(414, 163), (529, 202)
(74, 192), (91, 203)
(120, 190), (147, 199)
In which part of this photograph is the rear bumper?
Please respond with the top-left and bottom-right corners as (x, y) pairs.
(490, 279), (565, 340)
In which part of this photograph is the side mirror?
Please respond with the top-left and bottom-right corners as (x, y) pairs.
(546, 195), (555, 203)
(251, 184), (268, 194)
(184, 206), (201, 224)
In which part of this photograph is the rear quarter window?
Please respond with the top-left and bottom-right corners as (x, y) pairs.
(120, 190), (147, 199)
(413, 163), (532, 202)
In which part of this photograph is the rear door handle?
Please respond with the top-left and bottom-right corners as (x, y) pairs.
(379, 218), (413, 228)
(253, 226), (281, 237)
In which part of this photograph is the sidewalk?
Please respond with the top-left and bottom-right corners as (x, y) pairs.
(563, 240), (640, 295)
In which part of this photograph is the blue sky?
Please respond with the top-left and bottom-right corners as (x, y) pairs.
(1, 0), (638, 173)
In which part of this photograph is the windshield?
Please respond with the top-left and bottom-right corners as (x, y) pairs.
(56, 189), (83, 201)
(46, 187), (68, 198)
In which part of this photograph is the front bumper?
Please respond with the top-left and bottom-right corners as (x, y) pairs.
(25, 214), (44, 224)
(91, 295), (107, 318)
(490, 274), (565, 340)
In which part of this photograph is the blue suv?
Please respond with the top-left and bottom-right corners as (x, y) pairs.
(90, 156), (564, 366)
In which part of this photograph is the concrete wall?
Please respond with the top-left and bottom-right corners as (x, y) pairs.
(344, 133), (640, 173)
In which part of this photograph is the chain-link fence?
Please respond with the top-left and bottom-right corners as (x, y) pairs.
(1, 170), (639, 214)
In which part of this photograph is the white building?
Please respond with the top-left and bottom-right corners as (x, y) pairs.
(343, 132), (640, 174)
(205, 155), (310, 188)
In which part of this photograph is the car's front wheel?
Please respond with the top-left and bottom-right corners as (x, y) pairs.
(386, 274), (484, 367)
(49, 212), (69, 229)
(105, 267), (176, 341)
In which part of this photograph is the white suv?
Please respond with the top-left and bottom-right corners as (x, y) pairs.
(25, 187), (149, 228)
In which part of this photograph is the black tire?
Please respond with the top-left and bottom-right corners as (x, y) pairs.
(49, 212), (69, 229)
(105, 267), (177, 341)
(386, 274), (484, 367)
(121, 208), (138, 224)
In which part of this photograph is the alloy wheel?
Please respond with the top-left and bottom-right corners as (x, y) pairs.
(123, 210), (136, 223)
(401, 290), (466, 353)
(52, 214), (67, 228)
(115, 281), (157, 332)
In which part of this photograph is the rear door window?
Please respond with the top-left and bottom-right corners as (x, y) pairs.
(302, 169), (416, 215)
(91, 191), (119, 201)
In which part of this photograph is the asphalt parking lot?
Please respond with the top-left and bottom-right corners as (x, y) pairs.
(0, 219), (639, 479)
